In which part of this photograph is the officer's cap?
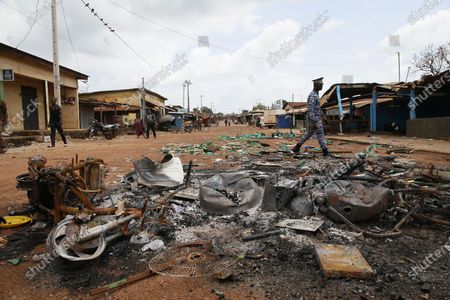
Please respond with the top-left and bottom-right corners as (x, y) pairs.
(312, 77), (324, 84)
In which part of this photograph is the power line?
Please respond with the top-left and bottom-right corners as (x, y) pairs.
(105, 0), (405, 67)
(61, 0), (80, 71)
(281, 54), (395, 66)
(79, 0), (158, 71)
(0, 0), (93, 55)
(15, 0), (40, 49)
(0, 0), (158, 76)
(105, 0), (267, 61)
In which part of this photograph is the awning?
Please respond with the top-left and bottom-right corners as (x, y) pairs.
(94, 105), (141, 112)
(325, 97), (394, 110)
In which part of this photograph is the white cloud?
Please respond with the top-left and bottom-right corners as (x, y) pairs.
(322, 18), (346, 32)
(242, 14), (263, 33)
(1, 1), (449, 113)
(356, 9), (450, 83)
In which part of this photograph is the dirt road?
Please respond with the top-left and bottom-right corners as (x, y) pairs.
(0, 125), (449, 299)
(2, 125), (448, 215)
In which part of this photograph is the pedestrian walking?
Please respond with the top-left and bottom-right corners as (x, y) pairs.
(145, 110), (157, 139)
(134, 115), (144, 138)
(48, 98), (68, 148)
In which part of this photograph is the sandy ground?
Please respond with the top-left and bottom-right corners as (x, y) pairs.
(327, 133), (450, 155)
(0, 125), (449, 299)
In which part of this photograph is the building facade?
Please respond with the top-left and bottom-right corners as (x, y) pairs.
(79, 88), (168, 127)
(0, 42), (88, 131)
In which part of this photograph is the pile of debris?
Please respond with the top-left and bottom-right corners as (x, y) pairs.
(3, 144), (450, 298)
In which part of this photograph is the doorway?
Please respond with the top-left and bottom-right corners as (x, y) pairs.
(21, 85), (39, 130)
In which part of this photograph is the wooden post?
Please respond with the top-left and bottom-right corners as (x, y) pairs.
(370, 87), (377, 132)
(44, 80), (50, 128)
(409, 89), (416, 120)
(336, 84), (343, 133)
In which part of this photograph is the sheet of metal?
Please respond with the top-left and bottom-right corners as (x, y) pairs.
(276, 219), (324, 232)
(314, 243), (375, 279)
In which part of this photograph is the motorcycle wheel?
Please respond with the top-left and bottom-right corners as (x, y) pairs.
(104, 130), (118, 140)
(84, 129), (94, 139)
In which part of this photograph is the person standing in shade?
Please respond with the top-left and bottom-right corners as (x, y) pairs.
(292, 77), (331, 157)
(48, 98), (68, 148)
(145, 109), (157, 139)
(0, 99), (7, 153)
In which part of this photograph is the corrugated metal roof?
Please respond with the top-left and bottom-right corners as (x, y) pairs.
(324, 97), (394, 110)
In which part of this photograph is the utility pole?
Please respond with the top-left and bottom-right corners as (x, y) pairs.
(292, 93), (294, 101)
(405, 66), (411, 82)
(51, 0), (61, 106)
(184, 80), (192, 112)
(200, 95), (203, 113)
(182, 82), (186, 108)
(141, 77), (146, 131)
(397, 52), (401, 82)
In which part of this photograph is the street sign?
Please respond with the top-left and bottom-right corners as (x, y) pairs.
(0, 69), (14, 81)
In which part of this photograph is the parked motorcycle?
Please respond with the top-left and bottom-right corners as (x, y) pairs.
(85, 119), (120, 140)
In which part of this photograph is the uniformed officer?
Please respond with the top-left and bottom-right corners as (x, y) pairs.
(292, 77), (331, 157)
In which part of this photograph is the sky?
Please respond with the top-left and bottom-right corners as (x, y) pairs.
(0, 0), (449, 113)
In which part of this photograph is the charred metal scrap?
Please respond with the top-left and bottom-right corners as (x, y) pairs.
(13, 147), (449, 278)
(220, 146), (450, 236)
(17, 154), (145, 261)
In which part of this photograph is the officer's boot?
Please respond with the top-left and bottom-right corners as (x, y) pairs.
(292, 143), (301, 153)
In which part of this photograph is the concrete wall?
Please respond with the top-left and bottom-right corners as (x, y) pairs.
(60, 85), (80, 129)
(80, 90), (167, 117)
(79, 103), (94, 129)
(81, 90), (166, 108)
(407, 117), (450, 140)
(82, 90), (138, 106)
(2, 75), (80, 130)
(2, 74), (46, 130)
(0, 51), (78, 88)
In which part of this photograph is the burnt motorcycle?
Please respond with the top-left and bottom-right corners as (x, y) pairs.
(85, 119), (120, 140)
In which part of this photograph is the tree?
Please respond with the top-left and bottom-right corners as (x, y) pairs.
(252, 103), (266, 110)
(413, 43), (450, 76)
(200, 106), (213, 115)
